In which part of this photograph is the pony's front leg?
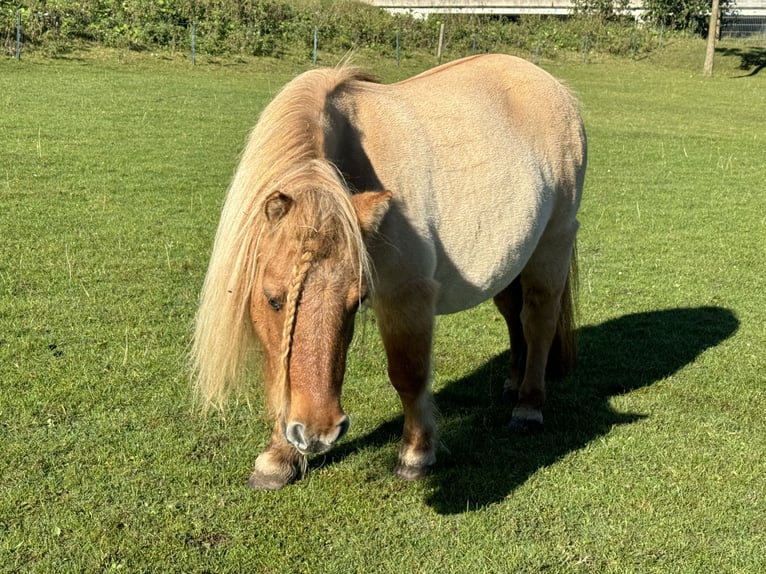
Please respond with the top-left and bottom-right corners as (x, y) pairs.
(375, 281), (438, 480)
(248, 421), (305, 491)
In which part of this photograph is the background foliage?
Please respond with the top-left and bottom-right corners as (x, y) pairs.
(1, 0), (721, 59)
(643, 0), (731, 34)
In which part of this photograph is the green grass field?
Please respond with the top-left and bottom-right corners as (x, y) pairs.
(1, 41), (765, 572)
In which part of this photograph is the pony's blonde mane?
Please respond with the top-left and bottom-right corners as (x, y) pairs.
(192, 66), (375, 410)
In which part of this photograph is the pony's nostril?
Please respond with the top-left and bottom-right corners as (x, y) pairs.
(336, 416), (350, 442)
(285, 422), (308, 451)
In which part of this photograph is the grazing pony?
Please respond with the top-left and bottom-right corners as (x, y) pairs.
(193, 54), (586, 490)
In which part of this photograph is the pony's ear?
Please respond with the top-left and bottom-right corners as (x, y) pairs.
(352, 190), (392, 236)
(264, 192), (293, 223)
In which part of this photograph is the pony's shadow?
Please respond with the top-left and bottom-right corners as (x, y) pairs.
(316, 306), (738, 514)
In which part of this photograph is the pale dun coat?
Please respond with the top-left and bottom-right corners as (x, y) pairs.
(193, 54), (587, 490)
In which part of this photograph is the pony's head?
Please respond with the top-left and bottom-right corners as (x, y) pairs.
(250, 167), (390, 454)
(193, 66), (389, 457)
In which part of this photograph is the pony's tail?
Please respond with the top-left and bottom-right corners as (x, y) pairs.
(547, 241), (578, 380)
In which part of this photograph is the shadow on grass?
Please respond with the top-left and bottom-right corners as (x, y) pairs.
(316, 306), (738, 514)
(717, 46), (766, 77)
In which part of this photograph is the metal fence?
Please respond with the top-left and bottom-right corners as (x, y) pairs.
(721, 14), (766, 39)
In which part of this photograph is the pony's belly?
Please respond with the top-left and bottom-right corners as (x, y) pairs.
(432, 247), (531, 315)
(434, 286), (498, 315)
(430, 200), (546, 315)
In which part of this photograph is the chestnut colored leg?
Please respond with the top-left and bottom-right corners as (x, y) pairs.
(374, 280), (438, 479)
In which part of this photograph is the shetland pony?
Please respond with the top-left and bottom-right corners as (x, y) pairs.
(193, 54), (586, 490)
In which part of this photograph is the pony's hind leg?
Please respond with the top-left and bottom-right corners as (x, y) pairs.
(493, 276), (526, 402)
(508, 236), (577, 433)
(374, 280), (438, 480)
(248, 421), (304, 491)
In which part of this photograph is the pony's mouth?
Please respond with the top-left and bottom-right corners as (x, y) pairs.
(295, 442), (333, 456)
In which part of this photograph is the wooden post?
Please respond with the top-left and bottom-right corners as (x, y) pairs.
(703, 0), (720, 76)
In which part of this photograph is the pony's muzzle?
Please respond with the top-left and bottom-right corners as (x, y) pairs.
(284, 416), (350, 455)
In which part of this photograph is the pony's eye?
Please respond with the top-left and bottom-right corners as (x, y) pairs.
(267, 296), (282, 312)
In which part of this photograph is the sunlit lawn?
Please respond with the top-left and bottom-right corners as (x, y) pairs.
(1, 41), (764, 572)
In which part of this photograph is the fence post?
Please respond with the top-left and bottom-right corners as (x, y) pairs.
(582, 34), (590, 63)
(436, 21), (445, 64)
(632, 27), (638, 59)
(191, 22), (196, 65)
(395, 29), (400, 66)
(313, 27), (318, 65)
(16, 10), (22, 61)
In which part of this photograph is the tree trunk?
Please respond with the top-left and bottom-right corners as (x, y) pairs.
(703, 0), (720, 76)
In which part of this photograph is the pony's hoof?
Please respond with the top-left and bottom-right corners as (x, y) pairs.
(508, 417), (544, 434)
(508, 405), (544, 434)
(247, 469), (295, 491)
(247, 451), (302, 491)
(394, 462), (432, 481)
